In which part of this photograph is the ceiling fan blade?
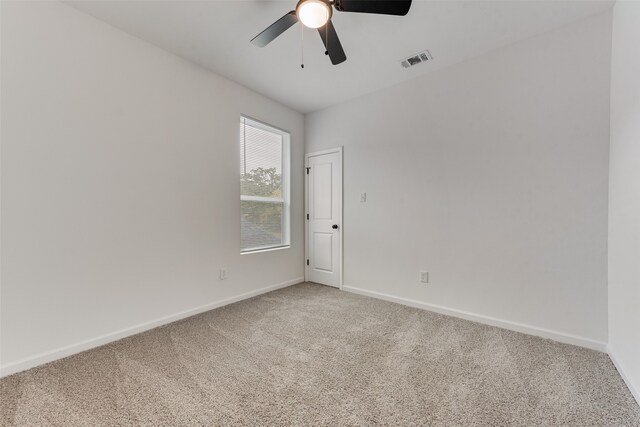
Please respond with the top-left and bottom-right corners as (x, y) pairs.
(251, 11), (298, 47)
(334, 0), (412, 16)
(318, 20), (347, 65)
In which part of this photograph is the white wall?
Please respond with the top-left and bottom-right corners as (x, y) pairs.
(306, 12), (612, 346)
(0, 1), (304, 374)
(608, 0), (640, 404)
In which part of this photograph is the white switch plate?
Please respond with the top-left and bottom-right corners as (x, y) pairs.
(360, 192), (367, 203)
(220, 268), (227, 280)
(420, 271), (429, 283)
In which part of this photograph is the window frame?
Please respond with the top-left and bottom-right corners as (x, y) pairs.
(240, 115), (291, 254)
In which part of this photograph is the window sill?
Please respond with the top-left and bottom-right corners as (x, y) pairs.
(241, 245), (290, 255)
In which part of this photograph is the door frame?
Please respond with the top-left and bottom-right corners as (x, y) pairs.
(304, 147), (343, 289)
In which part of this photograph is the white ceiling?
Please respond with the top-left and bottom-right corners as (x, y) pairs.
(66, 0), (614, 113)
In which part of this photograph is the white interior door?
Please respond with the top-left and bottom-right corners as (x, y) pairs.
(306, 148), (342, 288)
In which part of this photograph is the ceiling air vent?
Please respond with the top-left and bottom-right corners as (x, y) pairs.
(400, 50), (433, 69)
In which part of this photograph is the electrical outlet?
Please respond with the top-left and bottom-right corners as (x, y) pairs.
(360, 192), (367, 203)
(420, 271), (429, 283)
(220, 268), (227, 280)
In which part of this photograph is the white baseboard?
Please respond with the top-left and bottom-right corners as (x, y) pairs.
(0, 277), (304, 378)
(608, 346), (640, 406)
(343, 285), (607, 352)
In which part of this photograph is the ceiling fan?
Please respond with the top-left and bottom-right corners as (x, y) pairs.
(251, 0), (413, 66)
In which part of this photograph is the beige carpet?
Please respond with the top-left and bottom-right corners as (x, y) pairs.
(1, 282), (639, 426)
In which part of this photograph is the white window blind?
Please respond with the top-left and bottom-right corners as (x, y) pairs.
(240, 116), (290, 253)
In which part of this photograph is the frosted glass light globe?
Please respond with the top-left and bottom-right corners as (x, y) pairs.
(297, 0), (331, 29)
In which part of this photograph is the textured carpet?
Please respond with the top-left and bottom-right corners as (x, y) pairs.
(1, 282), (639, 426)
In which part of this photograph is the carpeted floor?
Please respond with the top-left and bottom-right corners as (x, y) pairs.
(1, 282), (639, 426)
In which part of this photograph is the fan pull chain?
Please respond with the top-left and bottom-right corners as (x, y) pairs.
(300, 24), (304, 69)
(325, 23), (329, 56)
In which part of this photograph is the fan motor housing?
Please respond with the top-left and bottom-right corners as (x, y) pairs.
(333, 0), (344, 11)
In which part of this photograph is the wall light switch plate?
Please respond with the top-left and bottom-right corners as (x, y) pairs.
(420, 271), (429, 283)
(220, 268), (227, 280)
(360, 192), (367, 203)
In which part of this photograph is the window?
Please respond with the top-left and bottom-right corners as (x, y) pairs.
(240, 116), (290, 253)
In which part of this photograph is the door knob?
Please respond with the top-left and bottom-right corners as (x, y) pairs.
(332, 224), (339, 230)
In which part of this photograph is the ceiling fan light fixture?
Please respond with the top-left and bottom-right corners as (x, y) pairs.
(296, 0), (331, 29)
(251, 0), (412, 66)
